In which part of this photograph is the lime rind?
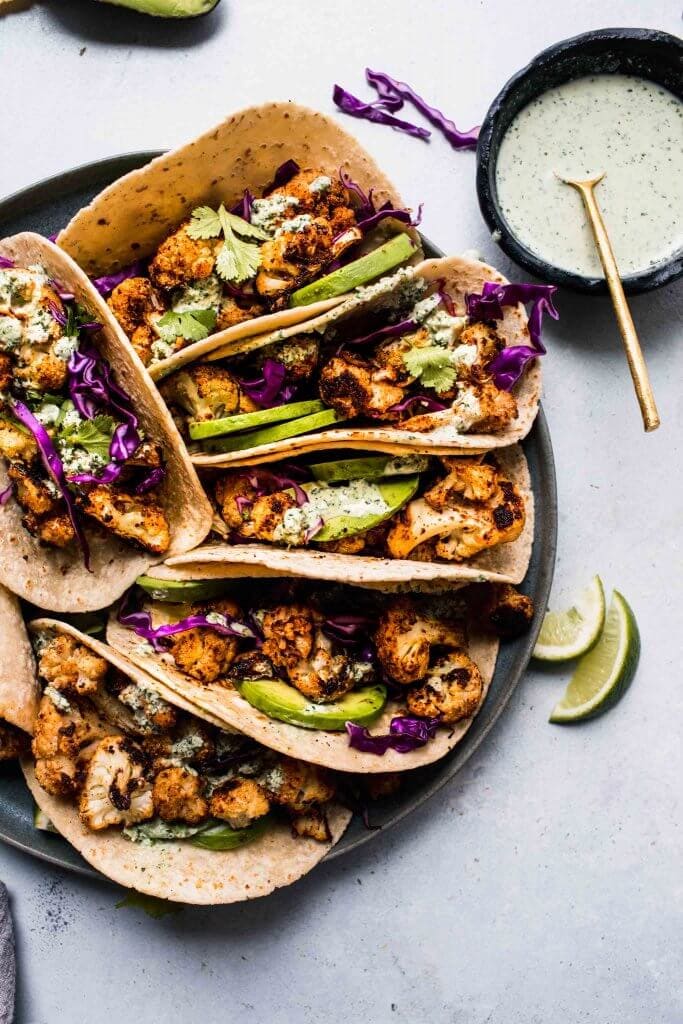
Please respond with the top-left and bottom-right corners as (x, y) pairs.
(533, 575), (605, 662)
(549, 591), (640, 724)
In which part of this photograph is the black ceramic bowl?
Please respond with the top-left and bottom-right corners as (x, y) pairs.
(476, 28), (683, 295)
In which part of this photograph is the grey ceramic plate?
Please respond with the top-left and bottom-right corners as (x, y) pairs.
(0, 153), (557, 881)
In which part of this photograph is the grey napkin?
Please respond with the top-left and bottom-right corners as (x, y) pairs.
(0, 883), (15, 1024)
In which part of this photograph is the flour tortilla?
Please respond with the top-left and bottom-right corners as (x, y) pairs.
(190, 255), (542, 468)
(166, 444), (534, 588)
(23, 619), (350, 905)
(0, 584), (38, 733)
(56, 102), (421, 382)
(107, 606), (499, 774)
(0, 234), (213, 613)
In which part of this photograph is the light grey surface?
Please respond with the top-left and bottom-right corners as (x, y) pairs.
(1, 2), (682, 1022)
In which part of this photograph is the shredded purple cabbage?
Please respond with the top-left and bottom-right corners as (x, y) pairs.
(239, 359), (296, 409)
(339, 169), (420, 237)
(0, 484), (13, 505)
(435, 283), (456, 317)
(10, 400), (90, 569)
(345, 317), (417, 349)
(91, 261), (145, 297)
(48, 279), (75, 302)
(47, 300), (67, 327)
(333, 84), (431, 140)
(364, 69), (480, 150)
(466, 281), (559, 389)
(245, 467), (309, 507)
(118, 592), (256, 653)
(388, 394), (449, 416)
(230, 188), (255, 222)
(322, 615), (374, 646)
(263, 159), (301, 195)
(0, 256), (15, 269)
(346, 715), (440, 754)
(134, 466), (165, 495)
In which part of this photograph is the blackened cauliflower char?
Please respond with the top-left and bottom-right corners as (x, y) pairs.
(30, 631), (337, 842)
(0, 720), (30, 761)
(106, 169), (360, 366)
(166, 599), (242, 684)
(0, 264), (170, 556)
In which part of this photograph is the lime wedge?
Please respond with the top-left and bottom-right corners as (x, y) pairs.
(533, 575), (605, 662)
(188, 400), (324, 440)
(549, 590), (640, 724)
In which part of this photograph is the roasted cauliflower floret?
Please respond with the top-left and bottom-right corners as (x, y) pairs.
(428, 459), (499, 506)
(319, 353), (405, 420)
(0, 720), (29, 761)
(209, 778), (270, 829)
(214, 472), (259, 531)
(287, 630), (365, 703)
(260, 604), (315, 672)
(79, 485), (170, 555)
(115, 679), (178, 733)
(79, 736), (154, 831)
(256, 216), (360, 301)
(152, 765), (208, 825)
(228, 650), (278, 683)
(268, 169), (356, 223)
(467, 582), (534, 639)
(167, 599), (242, 684)
(290, 807), (332, 842)
(257, 336), (320, 383)
(374, 597), (465, 684)
(15, 347), (68, 392)
(458, 322), (505, 373)
(0, 353), (13, 392)
(264, 757), (335, 813)
(38, 633), (108, 697)
(22, 511), (75, 548)
(0, 414), (38, 463)
(406, 651), (483, 723)
(148, 223), (217, 291)
(160, 363), (255, 422)
(216, 295), (265, 332)
(7, 463), (60, 516)
(243, 490), (298, 543)
(32, 694), (112, 797)
(107, 278), (164, 365)
(455, 381), (518, 433)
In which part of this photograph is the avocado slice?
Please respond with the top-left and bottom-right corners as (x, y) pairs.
(309, 455), (429, 483)
(289, 233), (416, 307)
(34, 805), (58, 833)
(189, 816), (271, 851)
(203, 408), (344, 454)
(97, 0), (219, 16)
(189, 400), (324, 441)
(236, 678), (387, 730)
(136, 575), (230, 604)
(309, 475), (419, 542)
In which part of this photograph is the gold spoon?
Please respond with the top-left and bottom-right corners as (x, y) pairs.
(556, 171), (660, 432)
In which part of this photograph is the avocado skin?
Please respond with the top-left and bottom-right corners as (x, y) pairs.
(97, 0), (220, 18)
(236, 678), (388, 730)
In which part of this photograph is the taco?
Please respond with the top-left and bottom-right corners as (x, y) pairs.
(156, 254), (549, 469)
(161, 445), (534, 589)
(23, 619), (351, 904)
(56, 104), (421, 381)
(0, 233), (213, 612)
(0, 584), (39, 760)
(106, 576), (534, 773)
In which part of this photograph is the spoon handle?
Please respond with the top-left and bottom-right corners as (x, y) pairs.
(574, 182), (660, 432)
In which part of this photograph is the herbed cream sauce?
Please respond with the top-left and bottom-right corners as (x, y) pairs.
(496, 74), (683, 277)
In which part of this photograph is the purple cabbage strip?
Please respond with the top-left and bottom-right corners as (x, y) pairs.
(245, 467), (309, 507)
(465, 281), (559, 390)
(365, 69), (480, 150)
(322, 615), (375, 646)
(388, 394), (449, 416)
(91, 261), (146, 297)
(333, 84), (431, 140)
(48, 279), (75, 302)
(118, 592), (256, 653)
(10, 400), (91, 569)
(134, 466), (166, 495)
(263, 159), (301, 195)
(355, 202), (422, 235)
(0, 256), (15, 269)
(345, 317), (417, 349)
(338, 169), (421, 239)
(0, 484), (13, 505)
(239, 358), (296, 409)
(230, 188), (255, 222)
(346, 715), (441, 754)
(47, 300), (67, 327)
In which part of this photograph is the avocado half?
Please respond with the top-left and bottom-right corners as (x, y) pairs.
(97, 0), (220, 17)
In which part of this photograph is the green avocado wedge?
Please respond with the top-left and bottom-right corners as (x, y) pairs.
(203, 408), (345, 454)
(189, 816), (271, 851)
(236, 678), (388, 730)
(309, 475), (419, 542)
(309, 455), (429, 483)
(189, 400), (325, 441)
(136, 575), (230, 604)
(289, 233), (416, 307)
(96, 0), (220, 16)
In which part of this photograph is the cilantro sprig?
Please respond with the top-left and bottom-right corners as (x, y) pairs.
(57, 412), (116, 460)
(156, 308), (217, 344)
(403, 345), (457, 394)
(186, 204), (268, 284)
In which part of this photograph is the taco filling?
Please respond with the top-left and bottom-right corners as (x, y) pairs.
(0, 261), (170, 562)
(29, 625), (340, 846)
(114, 579), (533, 746)
(160, 279), (529, 455)
(205, 452), (525, 563)
(103, 165), (417, 368)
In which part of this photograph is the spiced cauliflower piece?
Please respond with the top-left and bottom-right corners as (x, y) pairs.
(167, 599), (242, 684)
(467, 582), (534, 639)
(209, 778), (270, 829)
(214, 472), (259, 531)
(243, 490), (298, 543)
(374, 597), (465, 684)
(14, 347), (69, 393)
(148, 222), (217, 292)
(107, 277), (164, 365)
(0, 720), (29, 761)
(22, 511), (75, 548)
(256, 336), (320, 384)
(79, 485), (170, 555)
(7, 463), (60, 517)
(260, 604), (315, 672)
(79, 736), (154, 831)
(38, 633), (108, 697)
(152, 765), (208, 825)
(319, 353), (405, 420)
(32, 694), (112, 798)
(0, 414), (38, 463)
(290, 807), (332, 842)
(160, 363), (255, 422)
(406, 651), (483, 723)
(216, 295), (266, 332)
(263, 757), (335, 813)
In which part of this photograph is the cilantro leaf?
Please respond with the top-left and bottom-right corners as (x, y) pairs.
(156, 308), (217, 343)
(58, 414), (116, 459)
(186, 206), (222, 240)
(219, 207), (269, 242)
(403, 345), (457, 393)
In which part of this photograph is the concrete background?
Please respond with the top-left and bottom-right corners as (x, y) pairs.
(0, 2), (681, 1021)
